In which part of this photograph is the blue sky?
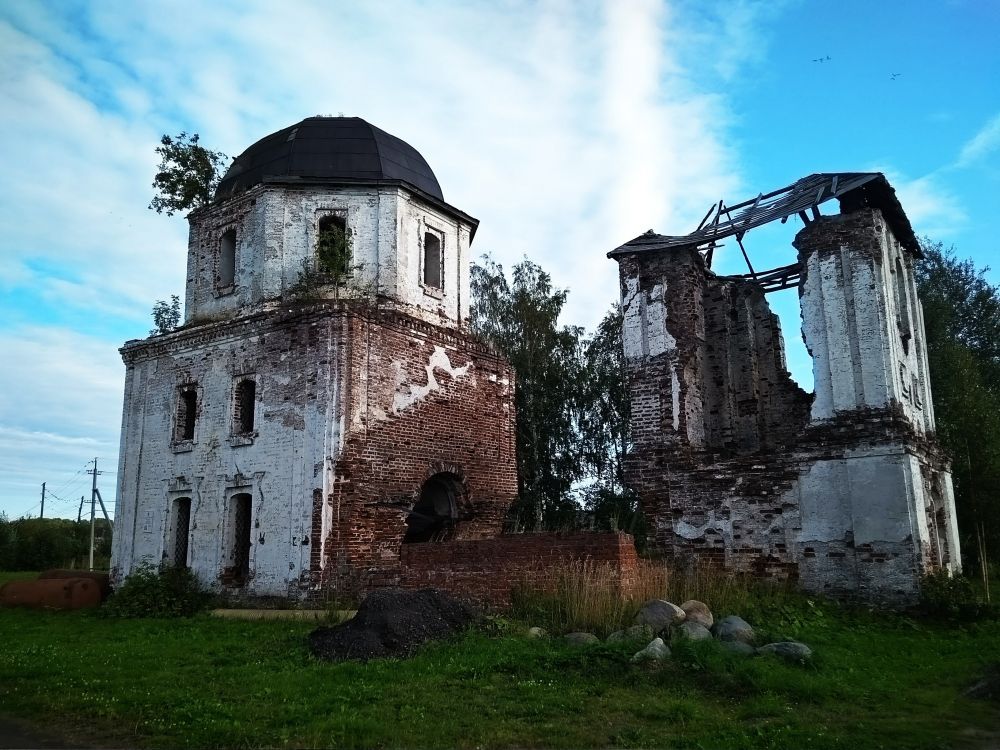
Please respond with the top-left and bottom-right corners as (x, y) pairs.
(1, 0), (998, 520)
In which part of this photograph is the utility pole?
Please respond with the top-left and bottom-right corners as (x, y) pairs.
(40, 482), (45, 519)
(86, 458), (105, 571)
(78, 496), (84, 523)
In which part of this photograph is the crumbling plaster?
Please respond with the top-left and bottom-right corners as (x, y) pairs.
(184, 185), (471, 329)
(616, 205), (960, 602)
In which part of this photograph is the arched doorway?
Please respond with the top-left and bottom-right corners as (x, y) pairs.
(403, 473), (462, 543)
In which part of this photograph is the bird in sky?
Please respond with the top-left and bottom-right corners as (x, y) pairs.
(813, 55), (832, 63)
(890, 72), (902, 80)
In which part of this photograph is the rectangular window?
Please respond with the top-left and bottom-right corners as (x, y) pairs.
(423, 231), (442, 289)
(218, 228), (236, 289)
(175, 385), (198, 442)
(233, 378), (257, 434)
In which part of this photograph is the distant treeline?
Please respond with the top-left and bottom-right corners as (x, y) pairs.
(0, 514), (112, 571)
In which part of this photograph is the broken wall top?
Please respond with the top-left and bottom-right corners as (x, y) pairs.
(607, 173), (918, 261)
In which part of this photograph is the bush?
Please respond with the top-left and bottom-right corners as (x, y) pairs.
(919, 569), (997, 620)
(101, 564), (213, 618)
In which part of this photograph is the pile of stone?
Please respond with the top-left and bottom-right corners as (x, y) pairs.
(547, 598), (812, 664)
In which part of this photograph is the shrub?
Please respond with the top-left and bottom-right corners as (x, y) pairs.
(101, 564), (213, 618)
(919, 569), (997, 620)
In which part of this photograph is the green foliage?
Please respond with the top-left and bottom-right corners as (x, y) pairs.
(919, 569), (997, 621)
(916, 240), (1000, 573)
(150, 294), (182, 336)
(316, 218), (351, 279)
(101, 564), (213, 618)
(149, 132), (229, 216)
(471, 256), (588, 529)
(0, 515), (110, 571)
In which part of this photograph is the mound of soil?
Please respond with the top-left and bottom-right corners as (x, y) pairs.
(308, 588), (480, 662)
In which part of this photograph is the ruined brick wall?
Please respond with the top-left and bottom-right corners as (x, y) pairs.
(319, 306), (518, 590)
(619, 246), (811, 563)
(399, 532), (638, 608)
(615, 206), (961, 603)
(112, 301), (518, 600)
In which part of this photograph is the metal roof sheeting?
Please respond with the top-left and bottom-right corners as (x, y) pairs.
(608, 172), (918, 258)
(215, 117), (445, 201)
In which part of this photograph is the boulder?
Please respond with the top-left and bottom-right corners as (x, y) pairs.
(757, 641), (812, 662)
(631, 637), (670, 663)
(671, 621), (712, 642)
(308, 588), (479, 662)
(607, 624), (655, 643)
(633, 600), (685, 633)
(564, 632), (600, 646)
(679, 599), (713, 629)
(719, 640), (756, 656)
(712, 615), (754, 644)
(526, 626), (547, 639)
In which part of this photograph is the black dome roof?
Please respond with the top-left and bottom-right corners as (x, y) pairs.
(215, 117), (444, 201)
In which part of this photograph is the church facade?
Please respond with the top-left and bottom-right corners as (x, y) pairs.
(111, 117), (517, 597)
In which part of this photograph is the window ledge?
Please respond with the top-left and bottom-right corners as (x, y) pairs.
(228, 433), (256, 447)
(422, 285), (444, 299)
(171, 440), (195, 454)
(214, 284), (236, 298)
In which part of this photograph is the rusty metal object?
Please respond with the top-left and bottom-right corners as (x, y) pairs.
(37, 569), (111, 599)
(0, 578), (102, 610)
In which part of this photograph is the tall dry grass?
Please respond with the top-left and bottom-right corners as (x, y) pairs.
(511, 558), (797, 635)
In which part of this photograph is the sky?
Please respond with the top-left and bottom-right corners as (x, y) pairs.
(1, 0), (998, 520)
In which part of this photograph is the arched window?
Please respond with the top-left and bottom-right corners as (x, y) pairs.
(170, 497), (191, 568)
(226, 493), (253, 585)
(423, 232), (442, 288)
(219, 229), (236, 288)
(403, 473), (460, 543)
(233, 378), (256, 434)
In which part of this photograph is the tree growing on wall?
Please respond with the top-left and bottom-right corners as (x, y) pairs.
(149, 132), (230, 216)
(150, 295), (182, 336)
(917, 240), (1000, 580)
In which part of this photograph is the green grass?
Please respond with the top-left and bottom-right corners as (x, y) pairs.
(1, 600), (998, 749)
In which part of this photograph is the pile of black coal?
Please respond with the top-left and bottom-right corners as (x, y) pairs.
(308, 588), (480, 662)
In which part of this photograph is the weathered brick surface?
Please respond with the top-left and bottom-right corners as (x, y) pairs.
(615, 205), (961, 603)
(399, 532), (639, 608)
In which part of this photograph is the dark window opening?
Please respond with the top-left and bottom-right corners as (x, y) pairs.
(219, 229), (236, 287)
(423, 232), (441, 288)
(176, 387), (197, 441)
(171, 497), (191, 568)
(404, 473), (460, 543)
(234, 379), (256, 434)
(228, 493), (253, 585)
(317, 215), (350, 279)
(894, 257), (912, 354)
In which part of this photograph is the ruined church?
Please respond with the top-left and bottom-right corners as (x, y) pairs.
(111, 117), (519, 597)
(610, 173), (961, 601)
(111, 117), (960, 604)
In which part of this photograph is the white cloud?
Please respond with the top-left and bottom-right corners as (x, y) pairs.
(0, 0), (756, 516)
(956, 112), (1000, 167)
(890, 173), (967, 239)
(0, 327), (123, 517)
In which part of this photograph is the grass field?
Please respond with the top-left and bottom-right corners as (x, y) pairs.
(1, 584), (998, 749)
